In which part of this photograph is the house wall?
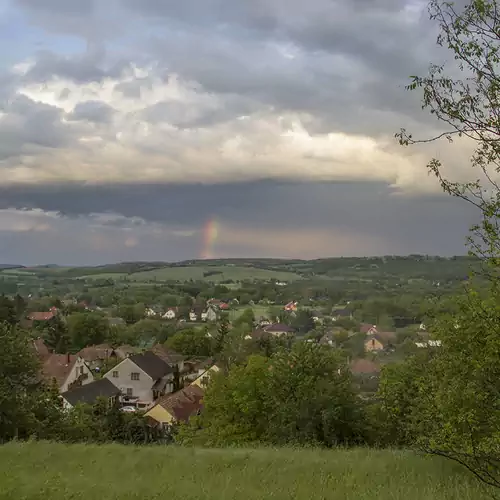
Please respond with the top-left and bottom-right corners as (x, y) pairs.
(364, 338), (383, 352)
(60, 358), (94, 393)
(144, 404), (174, 425)
(192, 365), (220, 389)
(104, 358), (154, 405)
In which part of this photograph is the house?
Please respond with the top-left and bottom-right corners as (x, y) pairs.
(31, 338), (51, 362)
(364, 331), (396, 352)
(263, 323), (295, 337)
(360, 323), (378, 335)
(191, 363), (221, 389)
(189, 310), (198, 322)
(319, 332), (336, 347)
(113, 344), (140, 359)
(415, 340), (442, 348)
(162, 308), (177, 320)
(145, 307), (157, 318)
(77, 344), (116, 370)
(144, 384), (204, 427)
(61, 378), (121, 410)
(41, 353), (94, 393)
(310, 310), (324, 323)
(258, 317), (272, 327)
(28, 306), (58, 321)
(104, 350), (175, 410)
(205, 306), (218, 322)
(349, 358), (381, 376)
(151, 344), (185, 372)
(284, 301), (298, 312)
(332, 308), (353, 321)
(201, 310), (208, 321)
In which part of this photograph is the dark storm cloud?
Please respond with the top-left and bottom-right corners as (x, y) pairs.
(0, 181), (478, 257)
(0, 94), (74, 159)
(24, 50), (131, 84)
(11, 0), (443, 136)
(69, 100), (115, 123)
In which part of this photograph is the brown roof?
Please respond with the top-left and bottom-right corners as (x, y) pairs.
(350, 358), (381, 375)
(360, 323), (377, 334)
(41, 354), (77, 387)
(263, 323), (295, 333)
(77, 344), (114, 363)
(153, 385), (204, 422)
(29, 311), (55, 321)
(31, 338), (51, 361)
(151, 344), (185, 365)
(114, 345), (139, 359)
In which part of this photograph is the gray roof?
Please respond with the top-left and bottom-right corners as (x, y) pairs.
(129, 351), (174, 380)
(61, 378), (120, 407)
(264, 323), (295, 333)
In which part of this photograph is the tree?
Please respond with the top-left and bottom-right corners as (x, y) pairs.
(67, 313), (110, 350)
(396, 0), (500, 487)
(290, 310), (315, 335)
(43, 315), (70, 353)
(0, 296), (16, 325)
(0, 323), (39, 441)
(165, 329), (212, 357)
(397, 0), (500, 282)
(179, 343), (364, 447)
(233, 308), (255, 328)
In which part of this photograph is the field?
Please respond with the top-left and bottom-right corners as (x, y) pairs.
(0, 442), (493, 500)
(126, 266), (302, 283)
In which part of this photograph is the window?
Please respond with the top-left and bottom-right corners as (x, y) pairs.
(79, 366), (84, 375)
(126, 388), (133, 396)
(112, 371), (119, 378)
(131, 372), (140, 381)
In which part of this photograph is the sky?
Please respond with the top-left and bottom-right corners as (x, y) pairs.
(0, 0), (481, 265)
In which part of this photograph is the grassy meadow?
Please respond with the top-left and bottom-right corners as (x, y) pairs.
(0, 442), (493, 500)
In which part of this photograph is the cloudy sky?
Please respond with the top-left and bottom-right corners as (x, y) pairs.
(0, 0), (480, 265)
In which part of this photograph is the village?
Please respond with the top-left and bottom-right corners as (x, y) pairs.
(26, 292), (439, 431)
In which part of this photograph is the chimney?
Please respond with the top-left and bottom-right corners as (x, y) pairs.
(67, 352), (71, 364)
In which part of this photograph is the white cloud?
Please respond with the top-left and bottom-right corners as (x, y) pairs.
(0, 63), (474, 192)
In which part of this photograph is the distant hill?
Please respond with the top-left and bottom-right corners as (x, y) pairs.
(0, 264), (25, 270)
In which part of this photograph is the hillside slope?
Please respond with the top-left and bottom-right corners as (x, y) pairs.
(0, 442), (492, 500)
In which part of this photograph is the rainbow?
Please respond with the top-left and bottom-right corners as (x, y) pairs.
(201, 218), (219, 259)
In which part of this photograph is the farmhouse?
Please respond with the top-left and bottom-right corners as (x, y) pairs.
(144, 384), (204, 426)
(41, 353), (94, 393)
(104, 350), (175, 410)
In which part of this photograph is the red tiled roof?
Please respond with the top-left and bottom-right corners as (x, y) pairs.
(153, 385), (204, 422)
(77, 344), (114, 363)
(28, 311), (55, 321)
(360, 323), (377, 334)
(350, 358), (381, 375)
(31, 338), (51, 361)
(41, 354), (77, 387)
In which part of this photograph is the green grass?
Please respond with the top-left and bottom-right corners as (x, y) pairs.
(229, 304), (273, 321)
(128, 266), (302, 283)
(0, 442), (493, 500)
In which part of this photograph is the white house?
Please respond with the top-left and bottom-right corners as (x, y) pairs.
(145, 308), (157, 318)
(41, 354), (94, 393)
(162, 308), (177, 320)
(104, 351), (175, 410)
(205, 306), (218, 322)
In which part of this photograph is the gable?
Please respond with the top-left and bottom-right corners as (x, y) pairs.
(108, 357), (154, 381)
